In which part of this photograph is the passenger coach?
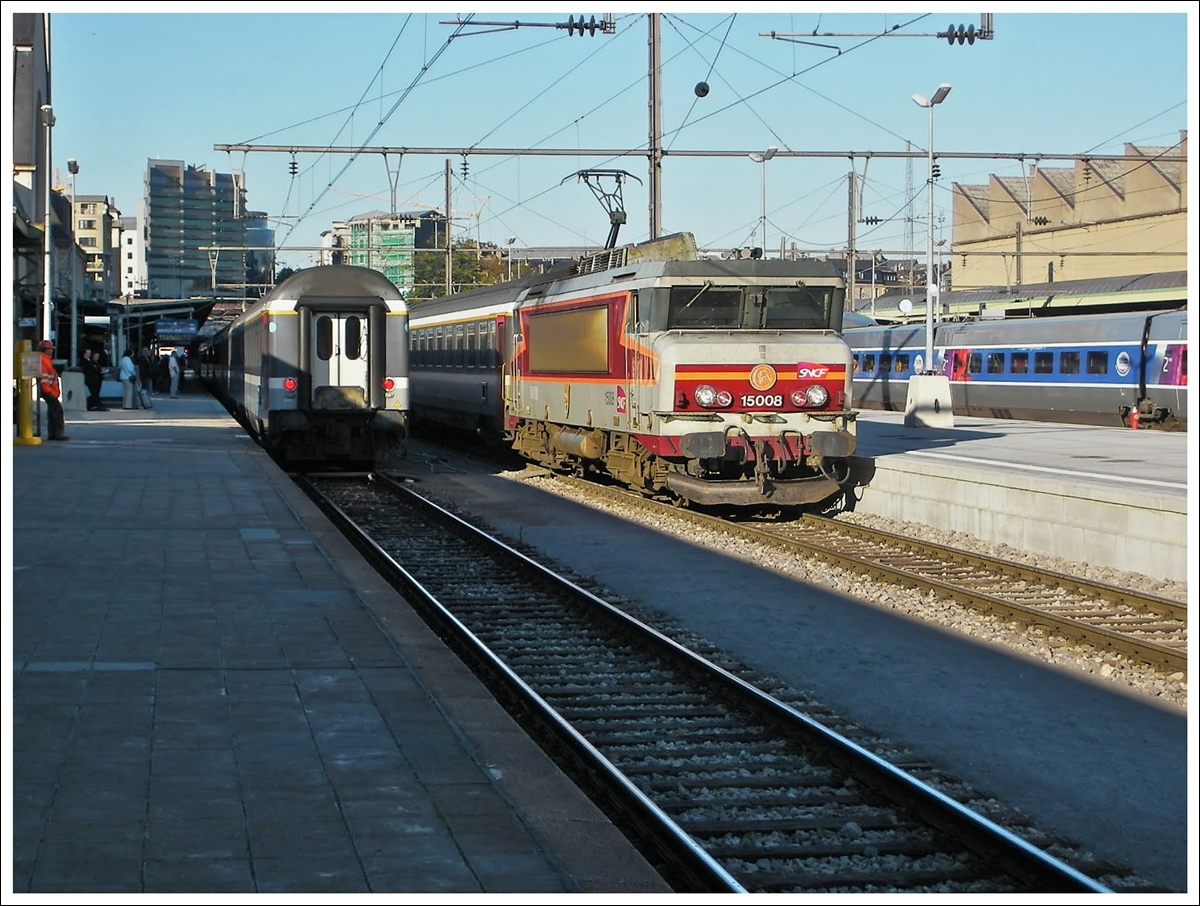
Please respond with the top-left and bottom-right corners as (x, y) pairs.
(198, 265), (410, 464)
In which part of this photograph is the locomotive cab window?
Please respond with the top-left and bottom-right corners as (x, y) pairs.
(761, 287), (831, 329)
(667, 285), (741, 329)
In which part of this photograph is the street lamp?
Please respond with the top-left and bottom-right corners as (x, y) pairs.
(748, 146), (777, 254)
(912, 84), (950, 371)
(505, 237), (516, 282)
(67, 158), (79, 366)
(40, 104), (55, 344)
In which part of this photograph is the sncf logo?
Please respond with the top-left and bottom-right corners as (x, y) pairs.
(796, 362), (831, 379)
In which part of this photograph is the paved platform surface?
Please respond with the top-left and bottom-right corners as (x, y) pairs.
(6, 390), (670, 895)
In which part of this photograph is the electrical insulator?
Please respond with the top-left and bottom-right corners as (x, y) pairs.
(288, 159), (298, 176)
(1031, 216), (1049, 226)
(862, 216), (881, 226)
(567, 14), (599, 36)
(460, 156), (469, 178)
(931, 164), (941, 179)
(945, 23), (977, 45)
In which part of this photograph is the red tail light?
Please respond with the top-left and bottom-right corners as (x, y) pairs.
(282, 377), (297, 392)
(382, 378), (395, 391)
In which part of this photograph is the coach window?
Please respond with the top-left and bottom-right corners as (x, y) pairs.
(879, 354), (892, 374)
(1011, 351), (1028, 374)
(434, 327), (443, 368)
(1087, 350), (1109, 374)
(968, 352), (983, 374)
(465, 322), (477, 368)
(1059, 350), (1080, 375)
(316, 316), (333, 361)
(1034, 352), (1054, 374)
(862, 354), (876, 373)
(344, 316), (362, 360)
(895, 354), (910, 373)
(987, 352), (1005, 374)
(852, 354), (860, 373)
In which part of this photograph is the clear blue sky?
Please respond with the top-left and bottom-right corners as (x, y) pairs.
(21, 5), (1199, 270)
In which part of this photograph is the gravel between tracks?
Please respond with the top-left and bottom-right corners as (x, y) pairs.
(402, 447), (1188, 711)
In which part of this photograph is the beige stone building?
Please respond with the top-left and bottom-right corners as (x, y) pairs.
(950, 131), (1187, 290)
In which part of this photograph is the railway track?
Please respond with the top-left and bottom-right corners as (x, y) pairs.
(558, 478), (1187, 677)
(296, 472), (1121, 894)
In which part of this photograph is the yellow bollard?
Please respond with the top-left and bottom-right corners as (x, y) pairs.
(14, 339), (43, 446)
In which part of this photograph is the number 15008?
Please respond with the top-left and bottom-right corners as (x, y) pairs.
(740, 393), (783, 408)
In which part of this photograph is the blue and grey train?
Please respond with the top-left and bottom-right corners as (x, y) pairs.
(197, 265), (410, 464)
(845, 308), (1187, 429)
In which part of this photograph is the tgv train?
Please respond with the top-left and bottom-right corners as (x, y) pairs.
(409, 232), (858, 508)
(845, 308), (1187, 429)
(197, 265), (410, 464)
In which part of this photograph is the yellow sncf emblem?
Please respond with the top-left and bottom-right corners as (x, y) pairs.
(749, 364), (778, 391)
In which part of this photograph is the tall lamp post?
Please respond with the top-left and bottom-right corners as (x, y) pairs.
(67, 158), (79, 366)
(748, 146), (777, 254)
(911, 84), (950, 371)
(40, 104), (55, 344)
(505, 237), (516, 282)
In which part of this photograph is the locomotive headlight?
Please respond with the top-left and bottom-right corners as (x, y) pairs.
(804, 385), (829, 407)
(694, 385), (733, 408)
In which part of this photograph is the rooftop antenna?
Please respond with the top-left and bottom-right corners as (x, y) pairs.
(562, 169), (642, 249)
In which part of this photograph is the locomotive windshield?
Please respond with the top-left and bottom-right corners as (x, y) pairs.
(656, 283), (834, 331)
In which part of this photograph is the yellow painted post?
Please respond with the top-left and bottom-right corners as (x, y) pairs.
(14, 339), (43, 446)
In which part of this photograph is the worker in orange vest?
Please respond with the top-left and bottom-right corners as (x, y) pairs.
(37, 339), (69, 442)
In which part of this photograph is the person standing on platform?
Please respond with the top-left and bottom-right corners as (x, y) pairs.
(168, 350), (181, 398)
(37, 339), (69, 441)
(139, 347), (158, 407)
(118, 348), (140, 409)
(81, 348), (107, 411)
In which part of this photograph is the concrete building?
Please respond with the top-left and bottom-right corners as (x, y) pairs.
(244, 210), (276, 300)
(143, 159), (247, 299)
(118, 214), (147, 298)
(319, 209), (443, 293)
(71, 194), (120, 302)
(950, 132), (1187, 289)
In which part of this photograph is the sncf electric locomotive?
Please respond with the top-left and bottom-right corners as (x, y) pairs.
(409, 232), (857, 508)
(197, 265), (410, 465)
(845, 308), (1187, 430)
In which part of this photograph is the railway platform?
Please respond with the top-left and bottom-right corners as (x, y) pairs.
(848, 409), (1192, 584)
(6, 391), (670, 895)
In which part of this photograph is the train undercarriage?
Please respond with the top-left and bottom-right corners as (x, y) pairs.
(510, 419), (850, 508)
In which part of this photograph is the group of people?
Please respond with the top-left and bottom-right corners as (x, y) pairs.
(34, 341), (185, 442)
